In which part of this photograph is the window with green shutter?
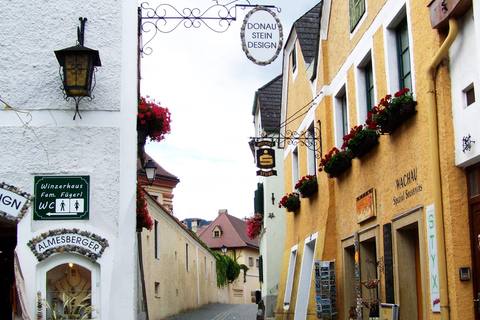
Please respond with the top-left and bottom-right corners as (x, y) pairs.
(349, 0), (366, 32)
(254, 183), (264, 215)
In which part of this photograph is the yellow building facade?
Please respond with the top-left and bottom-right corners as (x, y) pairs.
(275, 0), (475, 319)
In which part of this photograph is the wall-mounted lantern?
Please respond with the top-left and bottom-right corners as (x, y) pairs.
(55, 17), (101, 120)
(144, 159), (157, 185)
(221, 245), (227, 255)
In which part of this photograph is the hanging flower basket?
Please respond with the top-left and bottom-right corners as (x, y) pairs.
(319, 147), (352, 178)
(279, 192), (300, 212)
(369, 89), (417, 135)
(347, 129), (379, 159)
(295, 175), (318, 198)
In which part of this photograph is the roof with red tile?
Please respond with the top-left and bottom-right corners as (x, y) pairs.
(197, 211), (259, 250)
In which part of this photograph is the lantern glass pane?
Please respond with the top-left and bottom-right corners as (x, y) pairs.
(65, 54), (89, 96)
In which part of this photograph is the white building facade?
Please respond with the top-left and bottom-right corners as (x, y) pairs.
(0, 1), (139, 319)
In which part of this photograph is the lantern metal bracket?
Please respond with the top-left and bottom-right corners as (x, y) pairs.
(251, 120), (323, 159)
(77, 17), (87, 46)
(139, 1), (280, 55)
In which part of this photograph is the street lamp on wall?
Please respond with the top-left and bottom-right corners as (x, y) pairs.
(55, 17), (101, 120)
(144, 159), (157, 185)
(221, 245), (227, 255)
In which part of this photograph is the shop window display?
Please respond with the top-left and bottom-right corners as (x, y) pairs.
(46, 263), (93, 319)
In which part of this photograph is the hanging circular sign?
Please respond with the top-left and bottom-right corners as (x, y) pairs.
(240, 6), (283, 66)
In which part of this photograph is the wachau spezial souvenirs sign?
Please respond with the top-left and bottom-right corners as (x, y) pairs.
(241, 6), (283, 65)
(34, 176), (89, 220)
(0, 182), (33, 222)
(255, 140), (277, 176)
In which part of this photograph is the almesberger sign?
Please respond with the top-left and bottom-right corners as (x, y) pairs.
(241, 6), (283, 66)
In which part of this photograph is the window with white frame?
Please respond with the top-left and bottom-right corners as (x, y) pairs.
(283, 245), (298, 309)
(335, 86), (349, 148)
(292, 147), (299, 188)
(349, 0), (366, 32)
(395, 17), (412, 91)
(307, 122), (317, 175)
(249, 256), (254, 267)
(356, 53), (375, 123)
(386, 8), (413, 93)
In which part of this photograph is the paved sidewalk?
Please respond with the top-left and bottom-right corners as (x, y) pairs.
(164, 303), (258, 320)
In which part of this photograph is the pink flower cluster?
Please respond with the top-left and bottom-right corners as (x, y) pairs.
(246, 213), (263, 240)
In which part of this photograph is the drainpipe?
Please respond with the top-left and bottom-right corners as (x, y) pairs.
(426, 18), (458, 320)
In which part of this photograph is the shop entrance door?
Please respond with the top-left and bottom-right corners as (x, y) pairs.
(471, 202), (480, 319)
(0, 220), (17, 319)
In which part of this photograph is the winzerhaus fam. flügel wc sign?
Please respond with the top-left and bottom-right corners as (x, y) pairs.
(241, 6), (283, 66)
(34, 175), (90, 220)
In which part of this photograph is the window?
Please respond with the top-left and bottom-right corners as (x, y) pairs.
(292, 147), (299, 188)
(154, 220), (159, 260)
(213, 226), (222, 238)
(211, 261), (214, 282)
(307, 122), (317, 175)
(396, 17), (412, 90)
(283, 245), (298, 310)
(335, 86), (349, 149)
(249, 257), (254, 267)
(46, 263), (92, 319)
(341, 95), (349, 138)
(254, 183), (264, 215)
(291, 42), (297, 72)
(186, 243), (189, 272)
(256, 258), (259, 268)
(155, 282), (160, 297)
(349, 0), (365, 32)
(205, 256), (207, 279)
(465, 84), (476, 107)
(365, 60), (375, 113)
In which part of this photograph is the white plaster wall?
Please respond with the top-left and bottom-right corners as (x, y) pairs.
(450, 7), (480, 167)
(259, 146), (286, 317)
(0, 0), (139, 319)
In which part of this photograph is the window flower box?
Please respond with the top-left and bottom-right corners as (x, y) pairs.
(344, 126), (379, 159)
(279, 192), (300, 212)
(295, 175), (318, 198)
(319, 148), (352, 178)
(369, 89), (417, 135)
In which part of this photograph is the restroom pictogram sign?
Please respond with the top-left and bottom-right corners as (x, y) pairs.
(34, 176), (89, 220)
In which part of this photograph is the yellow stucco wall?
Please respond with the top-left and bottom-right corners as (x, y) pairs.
(276, 1), (473, 319)
(142, 196), (228, 319)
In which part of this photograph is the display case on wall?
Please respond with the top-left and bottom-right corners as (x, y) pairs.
(315, 260), (337, 319)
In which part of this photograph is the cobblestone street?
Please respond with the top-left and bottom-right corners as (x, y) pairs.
(164, 303), (258, 320)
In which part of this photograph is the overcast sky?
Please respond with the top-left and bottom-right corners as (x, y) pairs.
(140, 0), (320, 221)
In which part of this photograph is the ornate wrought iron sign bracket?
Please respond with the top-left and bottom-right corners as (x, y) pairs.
(139, 0), (280, 55)
(251, 121), (323, 159)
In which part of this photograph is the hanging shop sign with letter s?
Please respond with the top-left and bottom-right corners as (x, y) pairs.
(241, 6), (283, 66)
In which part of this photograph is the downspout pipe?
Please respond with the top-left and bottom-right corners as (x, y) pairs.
(426, 18), (458, 320)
